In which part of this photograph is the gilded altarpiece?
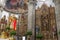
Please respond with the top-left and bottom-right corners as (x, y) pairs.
(19, 14), (28, 36)
(5, 0), (28, 36)
(36, 4), (58, 40)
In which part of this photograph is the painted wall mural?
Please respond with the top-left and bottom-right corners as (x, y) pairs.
(4, 0), (28, 13)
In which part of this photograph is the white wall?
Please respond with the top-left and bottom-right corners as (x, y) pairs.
(0, 11), (9, 20)
(0, 10), (19, 20)
(36, 0), (55, 9)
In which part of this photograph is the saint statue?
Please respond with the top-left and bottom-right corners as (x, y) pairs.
(9, 15), (17, 30)
(1, 15), (7, 30)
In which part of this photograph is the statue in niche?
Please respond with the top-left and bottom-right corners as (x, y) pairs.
(9, 15), (17, 30)
(52, 25), (57, 38)
(36, 25), (40, 34)
(0, 15), (7, 30)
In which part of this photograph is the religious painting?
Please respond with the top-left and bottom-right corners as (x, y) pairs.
(4, 0), (28, 13)
(9, 15), (17, 30)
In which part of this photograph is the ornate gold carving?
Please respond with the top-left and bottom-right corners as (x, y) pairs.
(36, 4), (57, 40)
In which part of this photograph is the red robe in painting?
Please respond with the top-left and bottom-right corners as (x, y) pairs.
(13, 19), (17, 30)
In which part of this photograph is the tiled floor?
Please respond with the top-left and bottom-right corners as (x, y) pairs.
(0, 38), (9, 40)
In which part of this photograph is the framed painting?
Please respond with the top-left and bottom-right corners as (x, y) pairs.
(4, 0), (28, 13)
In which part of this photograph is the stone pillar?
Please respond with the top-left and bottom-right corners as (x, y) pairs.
(16, 14), (21, 40)
(28, 0), (35, 31)
(54, 1), (60, 40)
(32, 2), (36, 40)
(28, 0), (36, 40)
(28, 2), (33, 30)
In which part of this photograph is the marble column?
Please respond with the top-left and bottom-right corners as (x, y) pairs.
(54, 1), (60, 40)
(28, 2), (33, 30)
(28, 0), (36, 40)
